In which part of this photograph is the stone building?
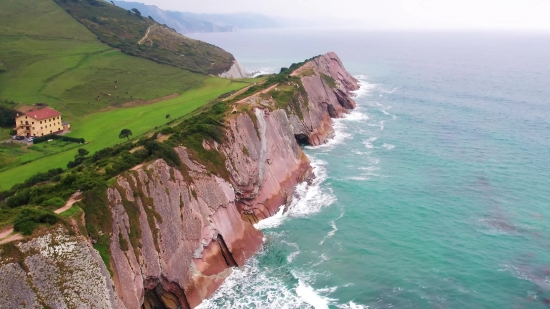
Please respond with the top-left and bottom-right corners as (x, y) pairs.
(14, 106), (70, 137)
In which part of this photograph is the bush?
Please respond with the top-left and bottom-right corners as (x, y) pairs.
(0, 105), (16, 128)
(33, 134), (85, 145)
(160, 127), (174, 135)
(13, 207), (58, 235)
(44, 197), (66, 207)
(6, 189), (30, 208)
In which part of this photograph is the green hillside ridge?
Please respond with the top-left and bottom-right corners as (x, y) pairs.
(0, 0), (257, 187)
(0, 0), (211, 118)
(53, 0), (235, 75)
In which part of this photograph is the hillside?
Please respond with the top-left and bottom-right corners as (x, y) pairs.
(53, 0), (235, 75)
(0, 0), (257, 188)
(0, 0), (211, 118)
(113, 0), (280, 33)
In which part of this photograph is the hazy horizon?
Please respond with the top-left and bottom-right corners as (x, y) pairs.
(127, 0), (550, 31)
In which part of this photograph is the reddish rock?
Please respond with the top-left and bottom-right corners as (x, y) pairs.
(107, 52), (358, 308)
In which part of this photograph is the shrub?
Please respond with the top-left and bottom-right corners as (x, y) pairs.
(33, 134), (85, 145)
(13, 207), (58, 235)
(44, 197), (66, 207)
(6, 189), (30, 208)
(160, 127), (174, 135)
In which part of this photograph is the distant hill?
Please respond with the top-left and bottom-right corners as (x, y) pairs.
(54, 0), (235, 75)
(113, 1), (280, 34)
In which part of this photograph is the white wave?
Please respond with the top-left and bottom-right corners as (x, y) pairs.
(382, 143), (395, 150)
(320, 212), (344, 245)
(251, 67), (277, 77)
(337, 301), (370, 309)
(288, 157), (336, 217)
(254, 205), (286, 230)
(363, 137), (378, 149)
(344, 111), (369, 122)
(369, 157), (380, 165)
(196, 255), (309, 309)
(379, 121), (385, 131)
(296, 280), (334, 309)
(254, 157), (335, 230)
(282, 240), (301, 263)
(351, 78), (376, 99)
(306, 119), (351, 151)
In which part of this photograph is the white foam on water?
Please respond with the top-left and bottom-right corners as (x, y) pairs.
(251, 67), (277, 77)
(337, 301), (370, 309)
(379, 120), (385, 131)
(296, 280), (334, 309)
(344, 111), (369, 122)
(320, 212), (344, 245)
(282, 240), (301, 263)
(363, 137), (378, 149)
(383, 143), (395, 150)
(288, 157), (336, 218)
(196, 255), (310, 309)
(351, 76), (376, 99)
(254, 205), (286, 230)
(254, 157), (335, 230)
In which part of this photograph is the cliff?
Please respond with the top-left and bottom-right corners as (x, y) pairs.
(0, 52), (358, 309)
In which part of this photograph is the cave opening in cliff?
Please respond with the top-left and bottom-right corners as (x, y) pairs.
(295, 134), (311, 146)
(142, 277), (190, 309)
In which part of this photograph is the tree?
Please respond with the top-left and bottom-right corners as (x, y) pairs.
(148, 15), (154, 21)
(166, 114), (171, 121)
(77, 148), (89, 157)
(119, 129), (132, 140)
(131, 8), (141, 16)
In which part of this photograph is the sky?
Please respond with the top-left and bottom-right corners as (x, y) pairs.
(133, 0), (550, 31)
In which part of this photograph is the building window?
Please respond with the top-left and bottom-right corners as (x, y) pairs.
(32, 122), (34, 124)
(40, 121), (42, 124)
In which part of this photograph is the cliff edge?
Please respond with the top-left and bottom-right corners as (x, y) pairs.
(0, 52), (358, 309)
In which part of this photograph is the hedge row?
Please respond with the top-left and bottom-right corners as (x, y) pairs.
(33, 134), (85, 144)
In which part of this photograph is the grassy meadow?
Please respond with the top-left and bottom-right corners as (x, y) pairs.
(0, 77), (250, 189)
(0, 0), (208, 118)
(0, 0), (259, 189)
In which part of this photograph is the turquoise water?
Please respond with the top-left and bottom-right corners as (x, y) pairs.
(191, 30), (550, 308)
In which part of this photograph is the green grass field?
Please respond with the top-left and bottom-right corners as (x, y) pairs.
(0, 77), (250, 189)
(0, 0), (260, 189)
(0, 0), (208, 119)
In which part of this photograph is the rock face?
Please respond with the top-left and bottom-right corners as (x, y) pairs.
(0, 227), (121, 309)
(0, 52), (358, 309)
(290, 52), (360, 145)
(219, 60), (250, 78)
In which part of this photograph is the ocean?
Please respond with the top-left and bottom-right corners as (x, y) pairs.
(188, 29), (550, 308)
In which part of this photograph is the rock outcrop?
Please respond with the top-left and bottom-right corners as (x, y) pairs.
(0, 52), (358, 309)
(219, 60), (250, 78)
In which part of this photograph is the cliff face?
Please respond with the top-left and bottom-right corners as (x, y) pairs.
(0, 52), (358, 309)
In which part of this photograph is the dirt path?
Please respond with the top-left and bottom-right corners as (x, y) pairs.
(54, 195), (83, 214)
(138, 25), (154, 45)
(0, 192), (83, 245)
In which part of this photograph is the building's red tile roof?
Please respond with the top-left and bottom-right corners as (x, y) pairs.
(26, 107), (61, 120)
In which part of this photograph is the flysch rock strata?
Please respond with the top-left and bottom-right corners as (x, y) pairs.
(0, 52), (359, 309)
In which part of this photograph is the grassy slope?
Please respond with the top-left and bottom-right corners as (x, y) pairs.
(0, 0), (206, 118)
(53, 0), (234, 75)
(0, 0), (255, 188)
(0, 78), (248, 189)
